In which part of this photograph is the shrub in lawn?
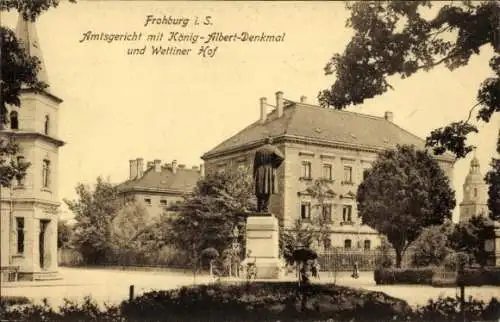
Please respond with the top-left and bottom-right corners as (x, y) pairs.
(374, 268), (435, 285)
(458, 267), (500, 286)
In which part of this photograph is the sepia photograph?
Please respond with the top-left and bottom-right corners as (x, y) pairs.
(1, 1), (499, 321)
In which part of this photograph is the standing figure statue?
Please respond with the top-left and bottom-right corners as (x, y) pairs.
(253, 137), (285, 212)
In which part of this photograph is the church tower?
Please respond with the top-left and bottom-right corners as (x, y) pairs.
(459, 152), (488, 223)
(0, 15), (65, 280)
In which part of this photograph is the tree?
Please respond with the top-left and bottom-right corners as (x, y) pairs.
(411, 224), (453, 267)
(485, 130), (500, 221)
(1, 1), (75, 186)
(449, 215), (494, 266)
(319, 1), (499, 159)
(357, 144), (456, 267)
(57, 220), (73, 249)
(109, 201), (152, 265)
(161, 167), (255, 276)
(64, 177), (120, 265)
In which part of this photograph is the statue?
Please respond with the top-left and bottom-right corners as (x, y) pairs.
(253, 137), (285, 212)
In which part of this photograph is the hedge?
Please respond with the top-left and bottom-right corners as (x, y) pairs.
(374, 268), (434, 285)
(458, 267), (500, 286)
(375, 267), (500, 286)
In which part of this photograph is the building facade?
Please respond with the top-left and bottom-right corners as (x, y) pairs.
(202, 91), (455, 251)
(116, 158), (203, 218)
(0, 16), (65, 280)
(459, 154), (489, 222)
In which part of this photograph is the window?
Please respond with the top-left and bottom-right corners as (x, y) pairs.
(160, 199), (167, 207)
(10, 111), (19, 130)
(44, 115), (50, 135)
(301, 161), (311, 179)
(322, 204), (332, 222)
(16, 156), (25, 186)
(344, 239), (352, 249)
(16, 218), (24, 254)
(343, 166), (352, 183)
(364, 240), (371, 250)
(473, 188), (478, 198)
(342, 205), (352, 222)
(323, 238), (332, 250)
(301, 202), (311, 220)
(322, 164), (332, 180)
(144, 198), (152, 206)
(42, 159), (50, 189)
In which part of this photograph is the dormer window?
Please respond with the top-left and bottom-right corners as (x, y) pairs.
(44, 115), (50, 135)
(10, 111), (19, 130)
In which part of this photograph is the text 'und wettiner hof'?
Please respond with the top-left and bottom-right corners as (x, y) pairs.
(78, 15), (287, 58)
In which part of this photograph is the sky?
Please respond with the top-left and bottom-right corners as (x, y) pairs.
(1, 1), (498, 222)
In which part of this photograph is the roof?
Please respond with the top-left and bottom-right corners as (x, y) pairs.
(16, 15), (50, 87)
(117, 166), (201, 194)
(202, 102), (456, 161)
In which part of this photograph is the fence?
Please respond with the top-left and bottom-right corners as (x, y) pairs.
(317, 248), (413, 271)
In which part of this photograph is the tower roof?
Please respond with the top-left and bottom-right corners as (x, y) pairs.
(465, 153), (484, 185)
(15, 15), (50, 88)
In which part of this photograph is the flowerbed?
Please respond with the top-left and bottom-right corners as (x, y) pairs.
(1, 282), (499, 321)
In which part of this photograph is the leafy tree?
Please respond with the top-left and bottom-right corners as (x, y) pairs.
(160, 167), (255, 276)
(357, 144), (456, 267)
(484, 130), (500, 221)
(57, 219), (73, 249)
(281, 178), (335, 263)
(449, 214), (494, 266)
(411, 224), (453, 267)
(1, 1), (75, 186)
(319, 1), (499, 159)
(64, 177), (120, 265)
(109, 201), (152, 265)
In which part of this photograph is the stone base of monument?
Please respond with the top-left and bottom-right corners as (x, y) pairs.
(485, 221), (500, 267)
(243, 213), (283, 279)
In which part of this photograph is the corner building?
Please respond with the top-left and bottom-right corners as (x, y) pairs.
(202, 92), (455, 251)
(0, 16), (65, 280)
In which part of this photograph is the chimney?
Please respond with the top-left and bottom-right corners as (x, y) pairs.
(200, 164), (205, 177)
(136, 158), (144, 178)
(259, 97), (267, 124)
(384, 111), (393, 122)
(276, 91), (284, 117)
(172, 160), (178, 174)
(300, 95), (308, 103)
(154, 159), (162, 172)
(147, 161), (154, 169)
(129, 159), (138, 179)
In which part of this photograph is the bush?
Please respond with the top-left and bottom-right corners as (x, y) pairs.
(411, 225), (453, 267)
(0, 296), (30, 307)
(458, 267), (500, 286)
(374, 268), (435, 285)
(406, 296), (500, 322)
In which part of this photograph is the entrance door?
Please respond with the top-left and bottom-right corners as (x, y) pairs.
(39, 220), (49, 269)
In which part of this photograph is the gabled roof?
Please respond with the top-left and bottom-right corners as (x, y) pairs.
(202, 102), (455, 161)
(117, 166), (201, 194)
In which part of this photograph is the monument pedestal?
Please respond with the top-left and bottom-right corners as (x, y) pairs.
(485, 221), (500, 267)
(241, 213), (283, 279)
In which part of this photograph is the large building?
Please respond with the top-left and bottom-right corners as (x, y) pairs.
(202, 91), (455, 251)
(459, 153), (489, 222)
(0, 16), (65, 280)
(116, 158), (203, 218)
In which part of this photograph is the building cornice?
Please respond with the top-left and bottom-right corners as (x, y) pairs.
(202, 134), (455, 164)
(0, 198), (61, 207)
(0, 130), (65, 147)
(118, 186), (193, 196)
(20, 88), (63, 104)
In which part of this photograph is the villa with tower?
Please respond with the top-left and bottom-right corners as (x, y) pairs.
(0, 15), (64, 281)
